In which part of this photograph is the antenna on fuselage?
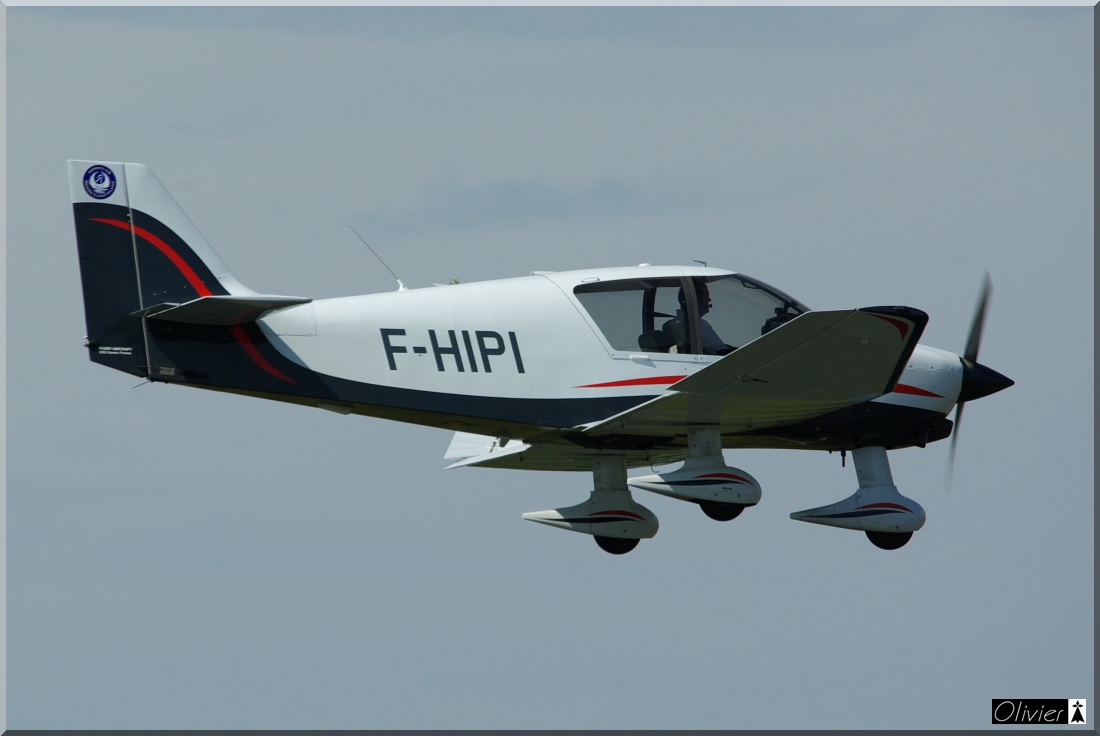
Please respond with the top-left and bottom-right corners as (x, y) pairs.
(349, 225), (407, 291)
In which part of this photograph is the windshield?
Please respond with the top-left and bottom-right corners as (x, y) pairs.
(574, 274), (809, 356)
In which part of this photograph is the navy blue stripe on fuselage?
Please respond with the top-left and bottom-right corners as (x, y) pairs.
(143, 319), (652, 429)
(141, 320), (952, 445)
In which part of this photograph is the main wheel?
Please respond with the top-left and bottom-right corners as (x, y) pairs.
(594, 536), (640, 555)
(866, 530), (913, 550)
(698, 500), (746, 522)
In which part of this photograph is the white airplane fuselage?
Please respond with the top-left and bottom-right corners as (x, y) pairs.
(259, 265), (965, 451)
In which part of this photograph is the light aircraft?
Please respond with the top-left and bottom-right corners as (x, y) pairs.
(68, 160), (1013, 554)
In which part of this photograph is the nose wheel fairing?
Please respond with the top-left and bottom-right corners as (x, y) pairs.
(790, 446), (925, 548)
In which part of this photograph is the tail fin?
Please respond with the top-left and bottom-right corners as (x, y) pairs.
(68, 160), (303, 379)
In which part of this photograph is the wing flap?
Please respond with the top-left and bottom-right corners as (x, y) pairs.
(444, 431), (531, 468)
(443, 431), (686, 471)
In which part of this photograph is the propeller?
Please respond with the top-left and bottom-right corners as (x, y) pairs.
(945, 272), (1012, 490)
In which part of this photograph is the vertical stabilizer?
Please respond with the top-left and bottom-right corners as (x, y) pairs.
(68, 160), (255, 377)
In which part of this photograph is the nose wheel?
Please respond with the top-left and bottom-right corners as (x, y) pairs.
(866, 530), (913, 550)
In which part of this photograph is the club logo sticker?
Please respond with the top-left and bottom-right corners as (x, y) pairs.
(83, 165), (117, 200)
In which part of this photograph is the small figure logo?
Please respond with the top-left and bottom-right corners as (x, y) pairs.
(83, 165), (116, 200)
(991, 699), (1086, 725)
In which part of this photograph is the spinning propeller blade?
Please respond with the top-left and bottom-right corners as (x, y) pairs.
(963, 271), (992, 367)
(945, 401), (966, 492)
(946, 273), (1012, 490)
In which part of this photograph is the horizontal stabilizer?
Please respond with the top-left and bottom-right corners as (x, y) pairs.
(139, 295), (311, 325)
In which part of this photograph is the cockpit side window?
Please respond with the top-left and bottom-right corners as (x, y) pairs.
(573, 274), (808, 356)
(698, 275), (808, 350)
(574, 278), (687, 353)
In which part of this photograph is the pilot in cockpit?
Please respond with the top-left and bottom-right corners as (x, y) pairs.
(664, 279), (735, 355)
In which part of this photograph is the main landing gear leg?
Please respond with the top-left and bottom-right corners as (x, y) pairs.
(628, 426), (762, 521)
(522, 455), (659, 555)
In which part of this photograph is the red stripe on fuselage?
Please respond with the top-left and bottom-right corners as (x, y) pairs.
(892, 383), (944, 398)
(228, 325), (297, 384)
(577, 376), (686, 389)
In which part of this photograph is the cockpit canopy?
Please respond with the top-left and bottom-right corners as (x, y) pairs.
(574, 274), (809, 356)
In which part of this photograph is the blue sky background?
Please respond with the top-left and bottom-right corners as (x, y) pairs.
(5, 5), (1094, 729)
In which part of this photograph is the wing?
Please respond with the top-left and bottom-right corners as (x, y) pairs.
(445, 306), (927, 471)
(581, 306), (927, 437)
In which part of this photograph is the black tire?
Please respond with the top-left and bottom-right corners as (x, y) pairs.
(594, 536), (640, 555)
(698, 500), (746, 522)
(866, 530), (913, 550)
